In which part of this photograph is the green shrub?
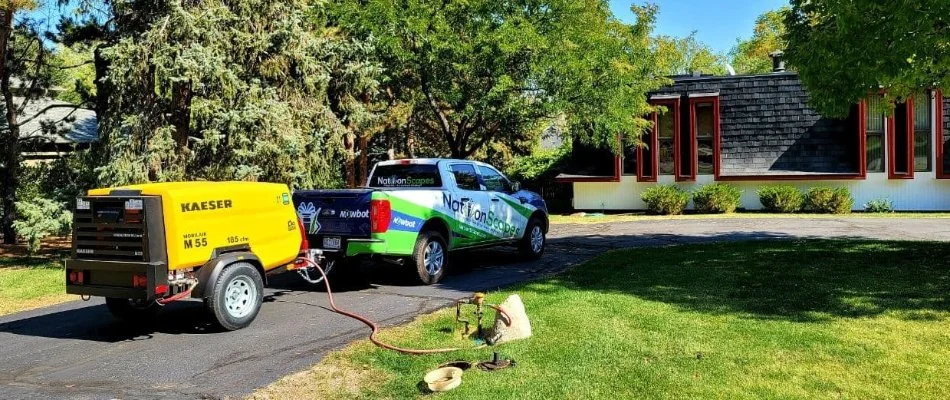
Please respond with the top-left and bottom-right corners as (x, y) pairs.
(757, 185), (804, 213)
(641, 185), (689, 215)
(12, 198), (72, 255)
(804, 187), (854, 214)
(864, 198), (894, 213)
(692, 183), (742, 214)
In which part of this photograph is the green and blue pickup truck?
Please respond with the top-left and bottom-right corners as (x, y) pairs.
(293, 159), (549, 284)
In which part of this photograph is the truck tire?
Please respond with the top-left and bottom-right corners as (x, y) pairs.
(518, 217), (546, 260)
(205, 262), (264, 331)
(412, 231), (447, 285)
(105, 297), (162, 323)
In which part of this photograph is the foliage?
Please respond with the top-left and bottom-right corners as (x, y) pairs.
(641, 184), (689, 215)
(729, 8), (788, 74)
(653, 33), (728, 76)
(864, 198), (895, 213)
(54, 42), (97, 106)
(804, 186), (854, 214)
(757, 185), (804, 213)
(12, 198), (72, 255)
(785, 0), (950, 117)
(692, 183), (742, 214)
(91, 0), (382, 189)
(332, 0), (663, 158)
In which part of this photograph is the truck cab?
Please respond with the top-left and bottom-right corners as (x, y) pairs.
(293, 159), (548, 284)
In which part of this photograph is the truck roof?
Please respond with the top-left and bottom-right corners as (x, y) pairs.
(375, 158), (495, 168)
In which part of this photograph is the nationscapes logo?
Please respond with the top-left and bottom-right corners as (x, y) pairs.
(375, 175), (435, 187)
(181, 199), (233, 213)
(297, 202), (322, 234)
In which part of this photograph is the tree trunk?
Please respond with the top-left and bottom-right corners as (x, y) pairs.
(0, 9), (18, 244)
(344, 132), (356, 188)
(357, 134), (369, 186)
(171, 80), (192, 149)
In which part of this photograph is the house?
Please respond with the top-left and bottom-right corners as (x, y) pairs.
(19, 97), (97, 161)
(556, 55), (950, 211)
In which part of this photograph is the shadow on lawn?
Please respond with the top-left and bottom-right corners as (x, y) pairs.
(535, 239), (950, 322)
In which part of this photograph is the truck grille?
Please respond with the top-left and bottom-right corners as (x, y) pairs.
(73, 198), (149, 262)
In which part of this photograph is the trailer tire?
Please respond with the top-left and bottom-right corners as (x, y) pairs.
(205, 262), (264, 331)
(518, 217), (546, 260)
(412, 231), (447, 285)
(105, 297), (162, 323)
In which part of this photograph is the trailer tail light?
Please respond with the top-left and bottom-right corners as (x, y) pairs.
(370, 199), (391, 233)
(132, 274), (147, 288)
(297, 218), (309, 251)
(155, 284), (169, 295)
(68, 270), (84, 285)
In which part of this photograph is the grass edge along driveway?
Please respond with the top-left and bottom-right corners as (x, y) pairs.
(0, 257), (75, 316)
(252, 239), (950, 400)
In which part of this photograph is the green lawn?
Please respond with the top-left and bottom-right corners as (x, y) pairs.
(0, 257), (73, 316)
(550, 212), (950, 225)
(255, 240), (950, 400)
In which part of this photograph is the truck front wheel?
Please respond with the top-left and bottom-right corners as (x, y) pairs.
(518, 217), (546, 260)
(105, 297), (162, 323)
(205, 262), (264, 331)
(412, 231), (447, 285)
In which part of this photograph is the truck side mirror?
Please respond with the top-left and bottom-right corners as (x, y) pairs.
(511, 181), (521, 192)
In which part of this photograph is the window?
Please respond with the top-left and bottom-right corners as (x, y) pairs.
(622, 141), (638, 176)
(889, 100), (913, 178)
(657, 107), (676, 175)
(370, 164), (442, 188)
(914, 93), (932, 172)
(450, 164), (480, 190)
(865, 95), (886, 173)
(694, 102), (716, 175)
(478, 166), (512, 193)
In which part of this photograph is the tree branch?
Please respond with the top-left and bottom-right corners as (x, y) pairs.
(420, 70), (456, 151)
(17, 104), (85, 127)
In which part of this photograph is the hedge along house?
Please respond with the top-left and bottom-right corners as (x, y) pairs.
(556, 54), (950, 211)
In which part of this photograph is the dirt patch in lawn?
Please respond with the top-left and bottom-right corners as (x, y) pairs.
(249, 348), (393, 400)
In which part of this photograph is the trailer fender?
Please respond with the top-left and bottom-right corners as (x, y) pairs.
(192, 250), (264, 298)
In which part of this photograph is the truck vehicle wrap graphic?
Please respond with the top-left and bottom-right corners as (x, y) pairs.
(293, 159), (548, 284)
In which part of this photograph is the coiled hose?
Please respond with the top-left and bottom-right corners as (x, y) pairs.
(296, 257), (465, 355)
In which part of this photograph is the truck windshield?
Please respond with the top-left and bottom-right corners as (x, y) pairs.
(369, 164), (443, 188)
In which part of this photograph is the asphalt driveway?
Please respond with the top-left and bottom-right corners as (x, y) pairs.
(1, 217), (948, 399)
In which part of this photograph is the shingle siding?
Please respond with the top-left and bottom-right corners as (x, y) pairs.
(651, 73), (859, 175)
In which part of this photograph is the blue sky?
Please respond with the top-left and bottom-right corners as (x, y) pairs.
(609, 0), (789, 54)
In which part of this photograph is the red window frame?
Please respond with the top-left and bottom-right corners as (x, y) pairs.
(887, 98), (915, 179)
(936, 90), (948, 179)
(689, 95), (720, 180)
(636, 112), (659, 182)
(644, 98), (680, 181)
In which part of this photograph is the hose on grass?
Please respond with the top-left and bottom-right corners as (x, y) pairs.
(295, 257), (464, 355)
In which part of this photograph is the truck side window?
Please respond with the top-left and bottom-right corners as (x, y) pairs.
(477, 166), (512, 193)
(450, 164), (481, 191)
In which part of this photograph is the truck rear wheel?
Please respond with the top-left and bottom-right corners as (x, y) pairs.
(412, 231), (447, 285)
(105, 297), (162, 323)
(205, 262), (264, 331)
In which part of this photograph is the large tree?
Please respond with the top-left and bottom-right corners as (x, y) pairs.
(0, 1), (73, 244)
(60, 0), (382, 188)
(785, 0), (950, 116)
(653, 33), (728, 76)
(730, 8), (787, 75)
(331, 0), (664, 159)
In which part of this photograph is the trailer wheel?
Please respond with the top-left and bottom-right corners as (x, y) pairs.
(205, 262), (264, 331)
(105, 297), (162, 323)
(518, 217), (546, 260)
(411, 231), (447, 285)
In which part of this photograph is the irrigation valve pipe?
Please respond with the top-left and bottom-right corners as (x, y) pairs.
(294, 257), (509, 355)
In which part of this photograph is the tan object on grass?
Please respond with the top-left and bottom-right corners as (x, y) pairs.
(489, 294), (532, 344)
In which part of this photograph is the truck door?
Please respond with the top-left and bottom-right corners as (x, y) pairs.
(446, 163), (494, 247)
(477, 165), (528, 240)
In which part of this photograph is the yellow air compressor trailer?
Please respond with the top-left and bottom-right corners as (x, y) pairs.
(66, 181), (306, 330)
